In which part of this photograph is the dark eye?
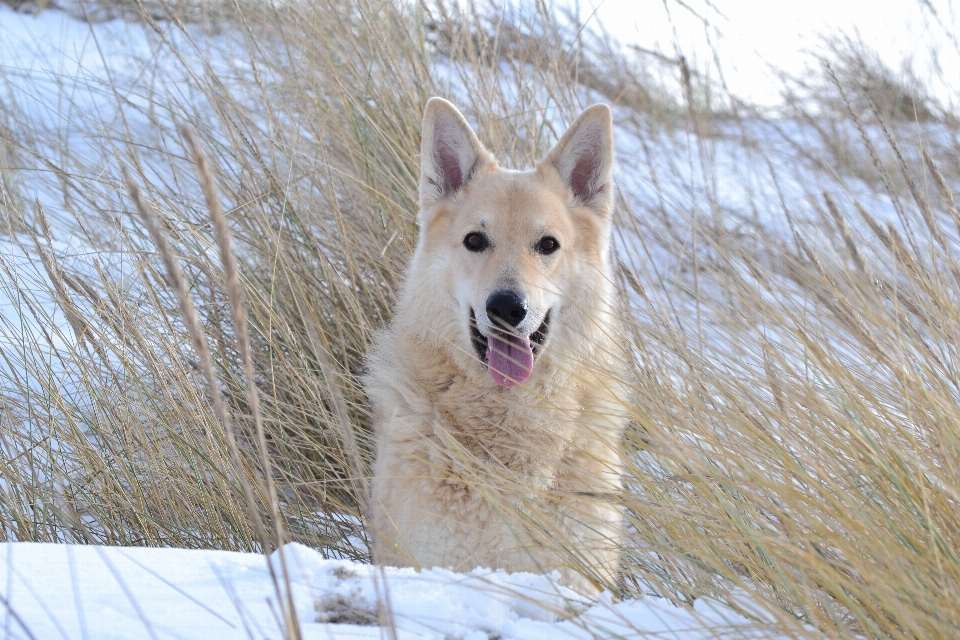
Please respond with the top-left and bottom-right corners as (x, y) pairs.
(463, 232), (489, 252)
(536, 236), (560, 255)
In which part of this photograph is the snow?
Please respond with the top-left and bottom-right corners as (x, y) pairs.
(577, 0), (960, 109)
(0, 541), (777, 639)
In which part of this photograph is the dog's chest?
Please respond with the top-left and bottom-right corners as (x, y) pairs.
(419, 369), (578, 478)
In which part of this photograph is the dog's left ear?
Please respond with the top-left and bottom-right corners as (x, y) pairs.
(539, 104), (613, 216)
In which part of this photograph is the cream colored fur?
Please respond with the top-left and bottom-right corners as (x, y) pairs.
(366, 98), (626, 593)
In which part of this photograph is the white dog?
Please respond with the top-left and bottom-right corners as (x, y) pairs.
(366, 98), (626, 593)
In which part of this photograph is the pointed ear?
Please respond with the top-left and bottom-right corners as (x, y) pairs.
(539, 104), (614, 216)
(419, 98), (495, 212)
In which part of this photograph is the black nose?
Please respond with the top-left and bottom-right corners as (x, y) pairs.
(486, 290), (527, 328)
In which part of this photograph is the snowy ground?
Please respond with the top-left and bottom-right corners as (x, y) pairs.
(0, 542), (780, 639)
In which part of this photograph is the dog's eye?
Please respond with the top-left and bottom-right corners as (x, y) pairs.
(536, 236), (560, 255)
(463, 232), (489, 252)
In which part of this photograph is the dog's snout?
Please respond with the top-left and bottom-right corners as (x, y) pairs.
(486, 290), (527, 328)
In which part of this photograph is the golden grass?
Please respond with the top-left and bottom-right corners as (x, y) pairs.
(1, 0), (960, 637)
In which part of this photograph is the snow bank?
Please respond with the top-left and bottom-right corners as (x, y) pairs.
(0, 542), (777, 639)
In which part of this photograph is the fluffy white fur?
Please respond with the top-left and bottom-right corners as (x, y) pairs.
(366, 98), (626, 593)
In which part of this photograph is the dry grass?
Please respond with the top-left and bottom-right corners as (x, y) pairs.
(1, 0), (960, 637)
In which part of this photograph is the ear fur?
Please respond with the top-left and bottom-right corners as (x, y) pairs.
(419, 98), (495, 213)
(539, 104), (614, 216)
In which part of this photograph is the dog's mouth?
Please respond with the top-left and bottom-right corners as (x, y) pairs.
(470, 309), (550, 387)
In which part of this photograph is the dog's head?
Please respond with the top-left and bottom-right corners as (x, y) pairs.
(406, 98), (614, 387)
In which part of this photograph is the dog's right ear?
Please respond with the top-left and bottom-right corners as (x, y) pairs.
(419, 98), (495, 213)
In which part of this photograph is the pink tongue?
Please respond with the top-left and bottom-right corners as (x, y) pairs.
(486, 333), (534, 386)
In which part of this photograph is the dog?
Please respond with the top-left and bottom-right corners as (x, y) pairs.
(365, 98), (626, 593)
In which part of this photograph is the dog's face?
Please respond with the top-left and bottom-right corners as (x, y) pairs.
(410, 98), (614, 387)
